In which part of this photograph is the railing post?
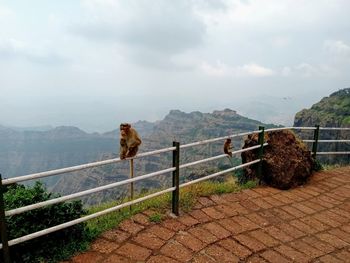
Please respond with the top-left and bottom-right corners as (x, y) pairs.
(172, 142), (180, 216)
(0, 174), (11, 263)
(257, 126), (265, 183)
(129, 159), (134, 212)
(312, 125), (320, 159)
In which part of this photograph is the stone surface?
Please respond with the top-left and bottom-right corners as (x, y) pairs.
(241, 130), (314, 189)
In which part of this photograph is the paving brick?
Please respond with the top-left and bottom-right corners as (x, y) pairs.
(243, 188), (263, 198)
(227, 202), (250, 214)
(131, 213), (151, 226)
(322, 210), (349, 224)
(328, 228), (350, 243)
(201, 207), (225, 219)
(313, 212), (342, 227)
(239, 199), (262, 211)
(292, 189), (313, 200)
(234, 234), (266, 252)
(282, 192), (304, 202)
(100, 229), (130, 243)
(312, 197), (334, 208)
(271, 194), (293, 204)
(104, 254), (130, 263)
(301, 236), (335, 254)
(299, 188), (320, 197)
(301, 200), (325, 212)
(191, 253), (215, 263)
(246, 255), (268, 263)
(147, 225), (175, 240)
(218, 238), (252, 259)
(341, 225), (350, 234)
(91, 238), (119, 254)
(189, 209), (212, 223)
(146, 255), (180, 263)
(299, 216), (328, 232)
(291, 202), (316, 214)
(250, 198), (273, 209)
(119, 219), (144, 235)
(231, 216), (259, 231)
(316, 232), (349, 248)
(245, 212), (270, 227)
(210, 194), (228, 204)
(116, 242), (152, 261)
(202, 222), (231, 239)
(334, 249), (350, 261)
(280, 205), (305, 218)
(234, 191), (251, 200)
(188, 226), (218, 244)
(217, 218), (245, 234)
(288, 240), (324, 258)
(205, 244), (239, 263)
(71, 252), (104, 263)
(132, 231), (165, 250)
(160, 240), (193, 262)
(274, 245), (310, 263)
(162, 218), (187, 232)
(198, 196), (215, 206)
(175, 231), (206, 252)
(248, 229), (280, 247)
(264, 226), (293, 243)
(251, 188), (274, 197)
(275, 223), (305, 239)
(258, 210), (283, 225)
(271, 208), (295, 221)
(260, 250), (291, 263)
(331, 207), (350, 220)
(215, 204), (239, 217)
(289, 219), (318, 234)
(178, 214), (200, 227)
(262, 196), (285, 207)
(318, 254), (344, 263)
(318, 195), (342, 205)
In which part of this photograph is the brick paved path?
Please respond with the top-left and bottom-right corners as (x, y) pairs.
(67, 167), (350, 263)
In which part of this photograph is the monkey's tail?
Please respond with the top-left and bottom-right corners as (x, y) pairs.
(227, 156), (234, 167)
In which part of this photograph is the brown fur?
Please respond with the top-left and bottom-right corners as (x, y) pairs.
(223, 138), (233, 157)
(120, 123), (142, 159)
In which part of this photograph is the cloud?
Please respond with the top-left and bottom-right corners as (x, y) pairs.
(324, 40), (350, 56)
(0, 5), (13, 18)
(0, 38), (68, 65)
(72, 0), (207, 68)
(282, 63), (338, 78)
(200, 61), (275, 77)
(75, 1), (205, 54)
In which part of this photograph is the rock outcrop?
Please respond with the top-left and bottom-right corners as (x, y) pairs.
(241, 130), (314, 189)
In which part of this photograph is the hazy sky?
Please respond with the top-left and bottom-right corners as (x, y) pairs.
(1, 0), (349, 132)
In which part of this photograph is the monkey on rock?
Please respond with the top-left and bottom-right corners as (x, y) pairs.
(119, 123), (142, 160)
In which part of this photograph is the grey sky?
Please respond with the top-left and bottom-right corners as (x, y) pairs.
(1, 0), (349, 132)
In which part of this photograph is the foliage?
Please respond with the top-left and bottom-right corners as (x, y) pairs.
(148, 213), (163, 223)
(1, 182), (89, 263)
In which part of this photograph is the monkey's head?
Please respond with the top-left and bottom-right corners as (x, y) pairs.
(120, 123), (131, 136)
(225, 138), (231, 144)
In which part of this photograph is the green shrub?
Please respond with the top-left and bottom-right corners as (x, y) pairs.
(1, 182), (90, 263)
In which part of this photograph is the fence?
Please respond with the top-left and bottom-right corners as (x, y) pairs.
(0, 126), (349, 262)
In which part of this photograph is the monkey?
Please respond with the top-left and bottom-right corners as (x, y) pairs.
(223, 138), (233, 157)
(119, 123), (142, 159)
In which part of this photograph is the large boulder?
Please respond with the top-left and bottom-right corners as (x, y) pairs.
(241, 130), (314, 189)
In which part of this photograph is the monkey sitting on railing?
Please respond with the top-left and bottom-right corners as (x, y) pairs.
(223, 138), (234, 166)
(119, 123), (142, 159)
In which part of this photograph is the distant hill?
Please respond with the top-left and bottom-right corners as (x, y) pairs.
(51, 109), (278, 205)
(294, 88), (350, 163)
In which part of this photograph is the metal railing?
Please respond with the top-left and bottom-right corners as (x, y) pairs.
(0, 125), (349, 262)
